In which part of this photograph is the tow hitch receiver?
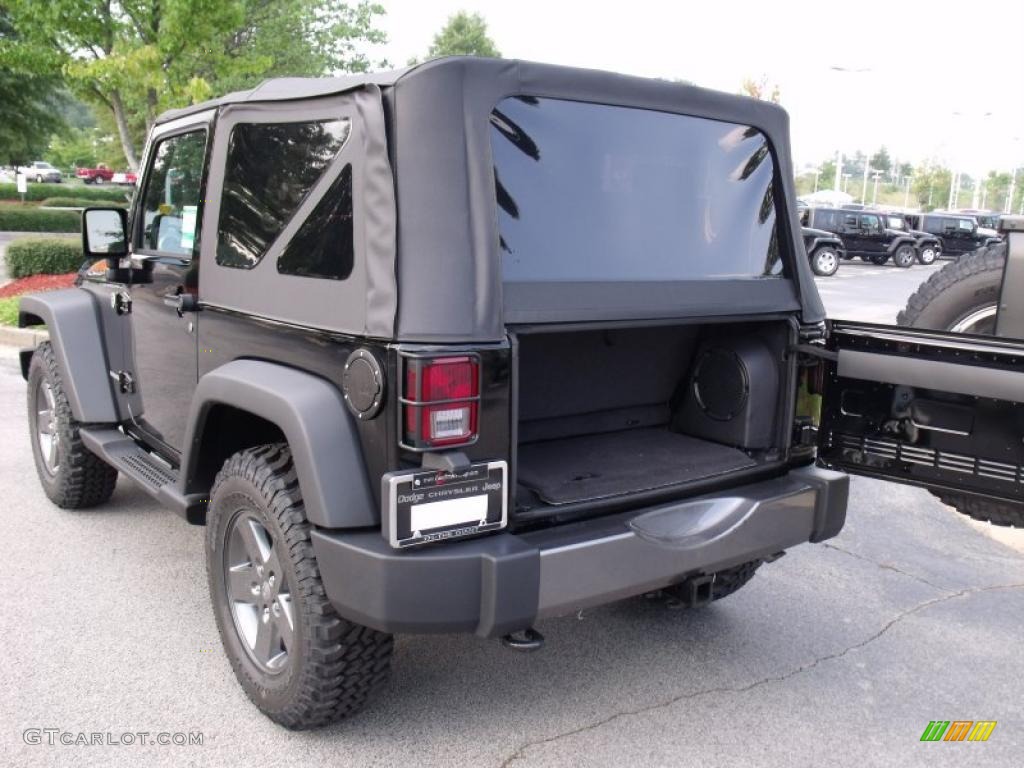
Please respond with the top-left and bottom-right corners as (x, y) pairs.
(677, 574), (716, 608)
(501, 628), (545, 652)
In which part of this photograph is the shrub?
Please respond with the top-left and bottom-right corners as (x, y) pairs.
(5, 237), (84, 277)
(40, 197), (128, 209)
(0, 206), (79, 233)
(0, 182), (130, 203)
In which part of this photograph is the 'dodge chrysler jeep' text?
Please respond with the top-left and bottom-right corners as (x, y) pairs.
(19, 58), (1024, 729)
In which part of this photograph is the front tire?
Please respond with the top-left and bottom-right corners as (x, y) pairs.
(892, 244), (916, 268)
(27, 343), (118, 508)
(810, 246), (840, 276)
(917, 245), (938, 265)
(206, 444), (393, 729)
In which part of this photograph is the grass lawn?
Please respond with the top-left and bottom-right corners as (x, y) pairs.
(0, 296), (19, 326)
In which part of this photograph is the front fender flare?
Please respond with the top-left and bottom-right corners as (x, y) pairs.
(182, 360), (375, 529)
(19, 289), (118, 423)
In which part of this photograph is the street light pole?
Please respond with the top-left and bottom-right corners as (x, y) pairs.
(861, 160), (870, 203)
(834, 149), (843, 192)
(1008, 167), (1017, 214)
(904, 176), (913, 208)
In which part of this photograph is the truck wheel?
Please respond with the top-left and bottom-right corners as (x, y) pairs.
(206, 444), (393, 729)
(869, 254), (889, 265)
(27, 342), (118, 508)
(917, 245), (938, 265)
(897, 243), (1005, 334)
(892, 245), (915, 268)
(810, 246), (840, 276)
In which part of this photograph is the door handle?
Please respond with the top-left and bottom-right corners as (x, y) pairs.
(163, 292), (199, 316)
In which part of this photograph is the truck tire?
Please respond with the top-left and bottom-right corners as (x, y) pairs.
(898, 242), (1024, 527)
(892, 244), (916, 268)
(917, 245), (938, 265)
(206, 443), (393, 729)
(27, 342), (118, 508)
(897, 243), (1005, 334)
(810, 246), (840, 276)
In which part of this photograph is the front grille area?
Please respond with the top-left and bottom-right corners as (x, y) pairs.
(827, 431), (1022, 488)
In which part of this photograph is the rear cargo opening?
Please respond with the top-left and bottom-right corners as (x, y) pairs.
(512, 319), (793, 526)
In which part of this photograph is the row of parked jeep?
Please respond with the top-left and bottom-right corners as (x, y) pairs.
(799, 204), (1002, 276)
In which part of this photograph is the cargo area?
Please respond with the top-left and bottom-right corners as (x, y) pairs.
(513, 320), (793, 524)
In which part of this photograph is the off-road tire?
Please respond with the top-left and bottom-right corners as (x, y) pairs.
(206, 444), (393, 729)
(664, 559), (762, 605)
(934, 493), (1024, 528)
(897, 243), (1005, 331)
(27, 342), (118, 508)
(892, 244), (916, 268)
(810, 246), (840, 277)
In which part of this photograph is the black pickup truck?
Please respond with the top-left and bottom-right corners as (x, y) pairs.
(18, 57), (1024, 729)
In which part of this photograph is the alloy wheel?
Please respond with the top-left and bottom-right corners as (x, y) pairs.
(224, 511), (295, 674)
(34, 379), (59, 475)
(949, 304), (997, 335)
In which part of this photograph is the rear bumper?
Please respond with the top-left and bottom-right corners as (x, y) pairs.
(311, 465), (848, 637)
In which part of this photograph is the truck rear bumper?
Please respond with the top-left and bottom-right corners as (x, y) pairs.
(311, 465), (848, 637)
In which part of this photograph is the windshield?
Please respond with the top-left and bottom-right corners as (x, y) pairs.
(490, 97), (782, 282)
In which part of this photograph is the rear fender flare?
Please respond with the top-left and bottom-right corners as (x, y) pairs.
(18, 289), (118, 423)
(182, 360), (375, 529)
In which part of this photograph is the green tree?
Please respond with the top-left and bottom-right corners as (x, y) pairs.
(0, 7), (66, 165)
(2, 0), (386, 169)
(869, 146), (891, 175)
(912, 163), (952, 211)
(425, 11), (500, 59)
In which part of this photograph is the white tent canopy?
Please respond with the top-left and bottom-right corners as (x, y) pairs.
(799, 189), (854, 207)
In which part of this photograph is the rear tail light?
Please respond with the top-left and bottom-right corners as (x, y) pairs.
(402, 356), (480, 449)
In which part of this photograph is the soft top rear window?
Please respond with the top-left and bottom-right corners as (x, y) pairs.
(490, 97), (782, 282)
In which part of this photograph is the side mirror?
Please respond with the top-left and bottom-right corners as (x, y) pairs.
(82, 207), (128, 266)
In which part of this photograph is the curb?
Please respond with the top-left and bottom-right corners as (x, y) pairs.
(0, 326), (47, 348)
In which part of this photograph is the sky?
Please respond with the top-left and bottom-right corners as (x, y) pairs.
(369, 0), (1024, 177)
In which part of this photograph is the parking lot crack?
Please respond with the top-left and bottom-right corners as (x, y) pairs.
(821, 542), (948, 592)
(497, 582), (1024, 767)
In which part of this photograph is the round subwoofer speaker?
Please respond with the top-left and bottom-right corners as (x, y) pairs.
(692, 348), (749, 421)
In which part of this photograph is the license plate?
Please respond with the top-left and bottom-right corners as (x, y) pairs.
(383, 461), (507, 548)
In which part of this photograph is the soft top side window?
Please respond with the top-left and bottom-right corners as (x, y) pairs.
(216, 118), (351, 270)
(136, 130), (208, 257)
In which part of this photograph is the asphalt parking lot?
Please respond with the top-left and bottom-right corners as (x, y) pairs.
(3, 259), (1023, 767)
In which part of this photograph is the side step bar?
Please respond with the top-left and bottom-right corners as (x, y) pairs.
(79, 427), (208, 524)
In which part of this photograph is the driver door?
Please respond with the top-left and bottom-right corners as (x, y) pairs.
(125, 119), (211, 458)
(813, 321), (1024, 515)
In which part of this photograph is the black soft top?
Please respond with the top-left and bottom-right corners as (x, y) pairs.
(161, 58), (825, 341)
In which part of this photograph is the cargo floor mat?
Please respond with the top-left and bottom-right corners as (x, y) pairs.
(516, 427), (756, 506)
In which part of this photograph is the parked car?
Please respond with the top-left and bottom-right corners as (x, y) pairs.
(878, 210), (942, 264)
(802, 226), (844, 276)
(17, 161), (62, 183)
(954, 208), (1001, 231)
(76, 164), (115, 184)
(110, 171), (138, 185)
(18, 57), (1024, 730)
(904, 212), (1001, 259)
(802, 206), (918, 266)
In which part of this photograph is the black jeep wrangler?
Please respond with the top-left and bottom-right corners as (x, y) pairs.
(906, 211), (1002, 258)
(802, 206), (919, 267)
(18, 58), (1024, 729)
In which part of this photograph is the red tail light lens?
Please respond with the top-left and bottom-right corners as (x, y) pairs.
(403, 356), (479, 449)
